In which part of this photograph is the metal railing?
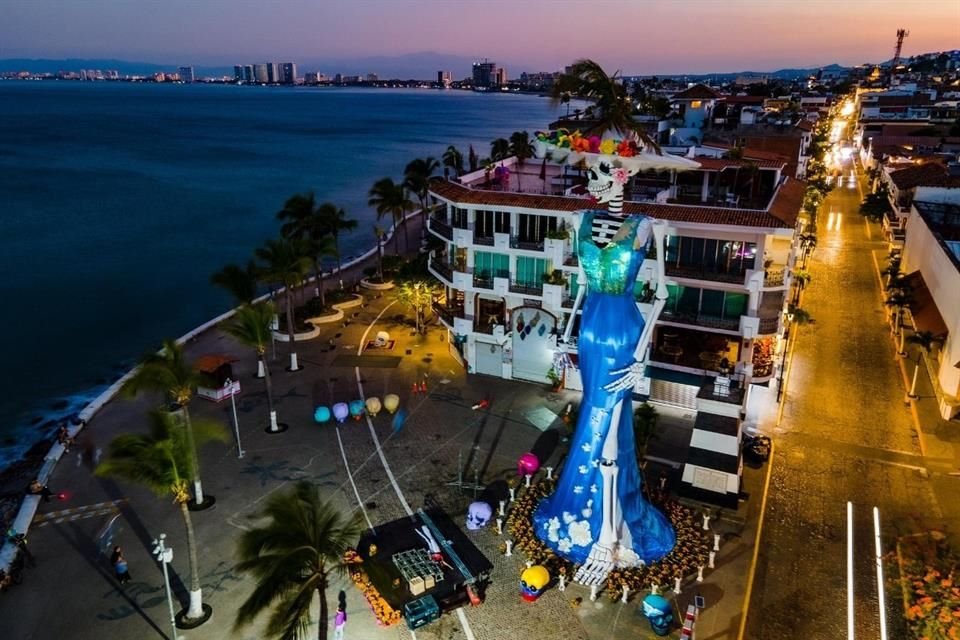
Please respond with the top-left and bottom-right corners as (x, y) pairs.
(509, 281), (543, 296)
(430, 260), (454, 282)
(510, 237), (545, 251)
(697, 374), (746, 404)
(473, 233), (495, 246)
(757, 316), (780, 334)
(764, 267), (786, 287)
(473, 275), (494, 290)
(661, 310), (741, 331)
(429, 216), (453, 240)
(665, 263), (749, 284)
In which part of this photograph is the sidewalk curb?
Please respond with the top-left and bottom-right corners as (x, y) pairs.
(736, 439), (776, 640)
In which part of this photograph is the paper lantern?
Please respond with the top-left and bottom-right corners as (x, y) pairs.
(391, 408), (408, 434)
(313, 406), (331, 423)
(333, 402), (349, 424)
(349, 400), (365, 420)
(365, 397), (381, 417)
(518, 452), (540, 476)
(383, 394), (400, 414)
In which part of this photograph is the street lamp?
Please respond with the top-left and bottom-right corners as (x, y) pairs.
(224, 378), (244, 459)
(152, 533), (182, 640)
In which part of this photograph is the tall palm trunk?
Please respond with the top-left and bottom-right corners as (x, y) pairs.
(376, 238), (384, 279)
(313, 258), (326, 308)
(181, 407), (204, 504)
(401, 213), (410, 253)
(261, 351), (279, 431)
(393, 220), (401, 255)
(179, 500), (204, 619)
(317, 579), (328, 640)
(285, 287), (299, 371)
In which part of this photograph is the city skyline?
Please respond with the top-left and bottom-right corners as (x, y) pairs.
(3, 0), (958, 75)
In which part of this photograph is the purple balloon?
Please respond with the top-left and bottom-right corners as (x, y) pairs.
(333, 402), (349, 423)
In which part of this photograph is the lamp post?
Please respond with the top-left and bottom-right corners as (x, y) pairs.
(152, 533), (181, 640)
(776, 315), (793, 402)
(224, 378), (244, 459)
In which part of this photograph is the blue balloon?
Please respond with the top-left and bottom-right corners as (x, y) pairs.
(349, 399), (365, 418)
(313, 406), (331, 423)
(391, 408), (408, 433)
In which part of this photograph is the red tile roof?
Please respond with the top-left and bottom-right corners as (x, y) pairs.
(888, 162), (949, 190)
(429, 178), (801, 229)
(694, 156), (787, 171)
(672, 84), (722, 100)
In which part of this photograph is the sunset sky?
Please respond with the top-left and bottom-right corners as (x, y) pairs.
(3, 0), (958, 74)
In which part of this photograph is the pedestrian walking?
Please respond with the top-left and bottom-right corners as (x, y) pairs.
(28, 479), (54, 502)
(113, 547), (131, 585)
(333, 603), (347, 640)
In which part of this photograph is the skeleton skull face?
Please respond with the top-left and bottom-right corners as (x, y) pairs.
(586, 157), (633, 208)
(465, 501), (493, 530)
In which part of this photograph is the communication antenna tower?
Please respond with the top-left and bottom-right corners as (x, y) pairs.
(891, 28), (909, 79)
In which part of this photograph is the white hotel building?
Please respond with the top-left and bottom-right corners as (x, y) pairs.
(426, 149), (805, 508)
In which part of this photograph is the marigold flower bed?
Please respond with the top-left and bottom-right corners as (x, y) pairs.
(896, 531), (960, 640)
(349, 565), (403, 627)
(506, 479), (710, 598)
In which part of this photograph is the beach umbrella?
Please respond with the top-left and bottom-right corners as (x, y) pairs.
(333, 402), (349, 424)
(383, 394), (400, 414)
(365, 397), (382, 416)
(349, 400), (365, 420)
(313, 406), (331, 424)
(518, 452), (540, 476)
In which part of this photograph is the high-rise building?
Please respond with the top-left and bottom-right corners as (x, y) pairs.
(234, 65), (244, 82)
(366, 73), (379, 82)
(495, 67), (507, 87)
(472, 59), (497, 88)
(253, 64), (269, 84)
(267, 63), (280, 84)
(438, 70), (452, 87)
(281, 63), (297, 85)
(243, 65), (255, 84)
(178, 66), (195, 83)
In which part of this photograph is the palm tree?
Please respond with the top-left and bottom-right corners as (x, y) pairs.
(787, 304), (813, 326)
(123, 339), (211, 506)
(885, 290), (913, 335)
(368, 178), (414, 255)
(97, 410), (227, 624)
(234, 481), (363, 640)
(791, 269), (812, 305)
(373, 224), (388, 281)
(394, 280), (439, 334)
(223, 303), (285, 432)
(211, 260), (259, 306)
(551, 59), (660, 151)
(256, 238), (312, 372)
(798, 232), (817, 267)
(490, 138), (510, 165)
(276, 193), (339, 304)
(509, 131), (535, 191)
(403, 157), (440, 222)
(467, 145), (479, 173)
(442, 145), (464, 178)
(316, 203), (357, 276)
(906, 331), (940, 398)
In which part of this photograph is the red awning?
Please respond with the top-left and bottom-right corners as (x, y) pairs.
(904, 271), (949, 339)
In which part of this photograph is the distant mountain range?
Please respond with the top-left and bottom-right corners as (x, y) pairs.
(0, 53), (910, 81)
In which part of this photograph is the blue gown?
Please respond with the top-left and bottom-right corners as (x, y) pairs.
(533, 211), (675, 565)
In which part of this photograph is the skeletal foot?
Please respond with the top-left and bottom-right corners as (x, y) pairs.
(574, 543), (615, 586)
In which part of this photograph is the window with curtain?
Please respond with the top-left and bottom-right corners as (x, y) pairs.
(474, 251), (509, 278)
(516, 256), (547, 286)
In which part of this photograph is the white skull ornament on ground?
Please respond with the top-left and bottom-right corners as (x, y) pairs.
(465, 501), (493, 530)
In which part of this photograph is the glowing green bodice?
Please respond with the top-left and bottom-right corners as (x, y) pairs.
(577, 212), (647, 295)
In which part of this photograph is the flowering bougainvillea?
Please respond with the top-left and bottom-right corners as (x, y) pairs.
(898, 531), (960, 640)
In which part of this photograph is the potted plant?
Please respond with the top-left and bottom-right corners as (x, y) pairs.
(546, 366), (562, 391)
(542, 269), (568, 286)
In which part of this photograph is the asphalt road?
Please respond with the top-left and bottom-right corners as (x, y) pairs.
(745, 158), (943, 639)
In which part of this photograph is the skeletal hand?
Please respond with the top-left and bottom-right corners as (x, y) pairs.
(604, 360), (644, 393)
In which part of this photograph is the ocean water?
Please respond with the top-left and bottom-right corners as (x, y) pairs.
(0, 81), (564, 468)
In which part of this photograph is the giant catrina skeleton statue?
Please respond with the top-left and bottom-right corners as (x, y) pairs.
(532, 130), (699, 585)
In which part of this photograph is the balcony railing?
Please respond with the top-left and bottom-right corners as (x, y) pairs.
(474, 233), (495, 246)
(697, 374), (746, 404)
(662, 310), (741, 331)
(561, 296), (575, 308)
(665, 263), (748, 284)
(764, 267), (786, 287)
(757, 316), (780, 334)
(510, 237), (545, 251)
(473, 275), (494, 289)
(430, 260), (454, 282)
(429, 216), (453, 240)
(433, 304), (463, 327)
(509, 281), (543, 296)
